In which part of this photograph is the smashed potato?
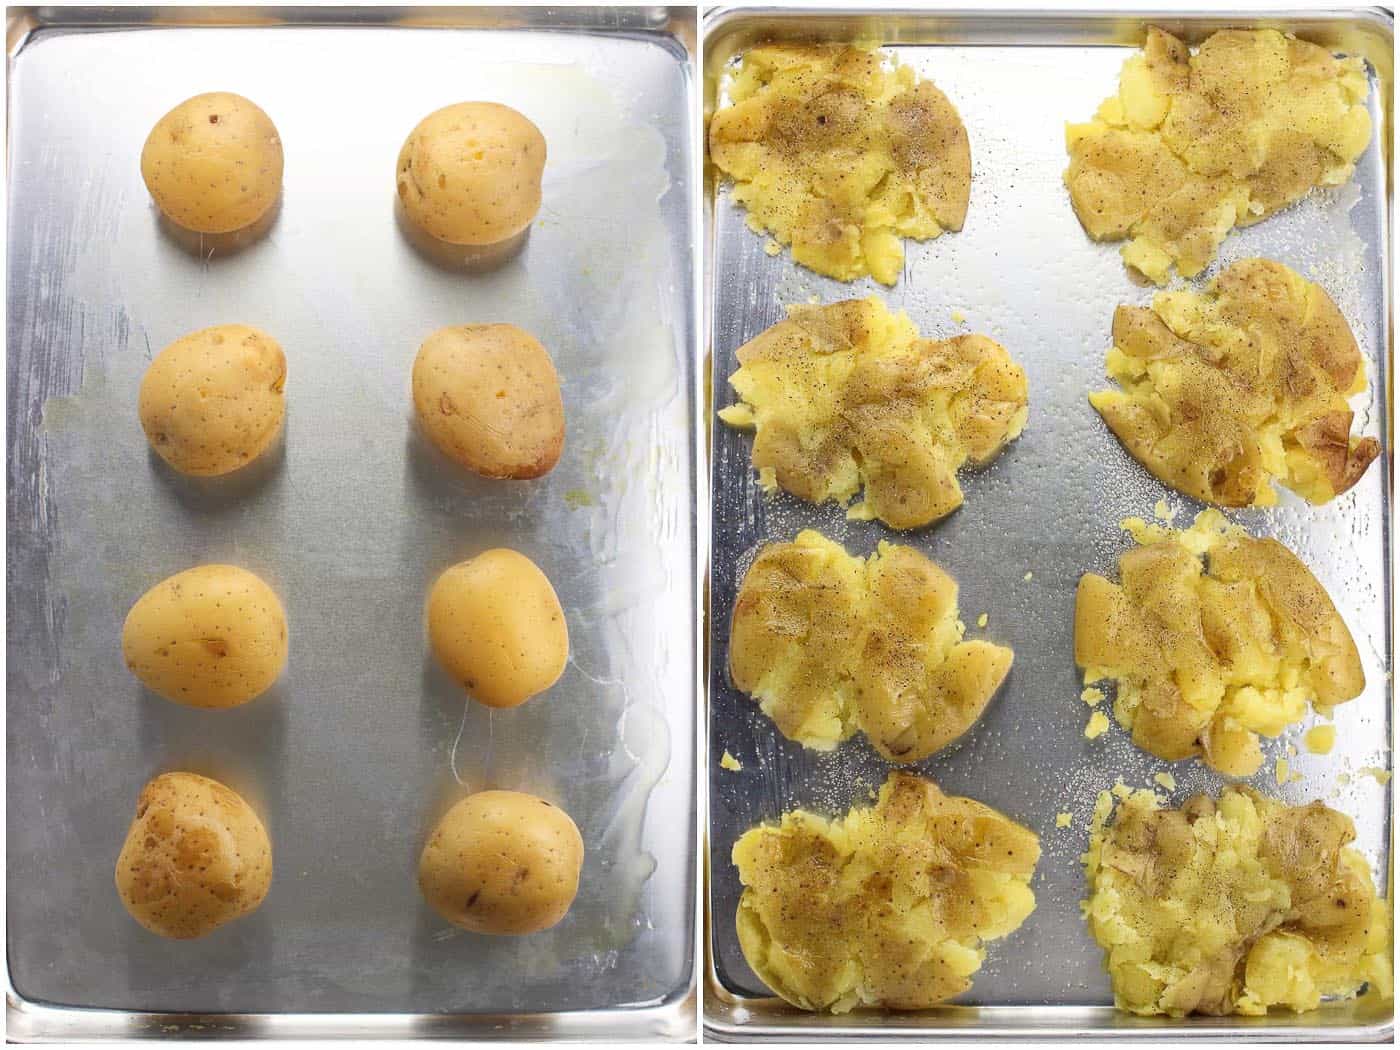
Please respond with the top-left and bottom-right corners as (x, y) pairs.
(710, 44), (970, 284)
(734, 771), (1039, 1012)
(115, 772), (272, 939)
(1075, 510), (1363, 776)
(1065, 28), (1372, 283)
(718, 297), (1028, 529)
(1085, 784), (1392, 1016)
(730, 529), (1012, 762)
(139, 324), (287, 477)
(1091, 258), (1377, 506)
(141, 92), (283, 235)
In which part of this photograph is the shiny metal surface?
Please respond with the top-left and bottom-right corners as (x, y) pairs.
(703, 6), (1393, 1041)
(6, 6), (697, 1041)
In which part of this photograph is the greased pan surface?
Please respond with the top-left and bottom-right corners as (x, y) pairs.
(704, 7), (1392, 1040)
(6, 7), (697, 1040)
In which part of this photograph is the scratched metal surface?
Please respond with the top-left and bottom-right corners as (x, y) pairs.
(704, 8), (1393, 1041)
(6, 10), (696, 1039)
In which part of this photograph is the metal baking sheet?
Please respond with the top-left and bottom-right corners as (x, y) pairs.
(703, 7), (1393, 1041)
(6, 6), (698, 1041)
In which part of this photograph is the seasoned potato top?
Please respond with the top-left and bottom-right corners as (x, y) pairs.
(1090, 258), (1377, 507)
(140, 92), (283, 235)
(115, 772), (272, 940)
(710, 44), (970, 285)
(1065, 28), (1372, 283)
(1084, 784), (1391, 1016)
(139, 324), (287, 477)
(1075, 510), (1363, 776)
(730, 530), (1012, 762)
(719, 297), (1028, 530)
(734, 772), (1040, 1013)
(396, 102), (546, 246)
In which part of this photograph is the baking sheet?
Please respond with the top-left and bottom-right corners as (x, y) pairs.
(6, 9), (697, 1040)
(704, 8), (1393, 1040)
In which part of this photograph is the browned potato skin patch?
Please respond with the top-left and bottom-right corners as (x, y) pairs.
(139, 324), (286, 477)
(418, 790), (583, 935)
(412, 324), (564, 481)
(1091, 258), (1377, 506)
(140, 92), (283, 235)
(396, 102), (545, 247)
(734, 772), (1039, 1013)
(730, 530), (1012, 762)
(115, 772), (272, 939)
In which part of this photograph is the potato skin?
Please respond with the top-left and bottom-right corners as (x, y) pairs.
(396, 102), (546, 246)
(418, 791), (583, 935)
(115, 772), (272, 939)
(426, 549), (567, 708)
(139, 324), (286, 477)
(140, 92), (283, 234)
(412, 324), (564, 480)
(122, 565), (288, 709)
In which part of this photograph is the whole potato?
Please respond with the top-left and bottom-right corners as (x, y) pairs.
(427, 549), (567, 708)
(115, 771), (272, 939)
(122, 565), (287, 709)
(419, 790), (583, 935)
(396, 102), (546, 246)
(412, 324), (564, 479)
(140, 92), (283, 234)
(139, 324), (286, 477)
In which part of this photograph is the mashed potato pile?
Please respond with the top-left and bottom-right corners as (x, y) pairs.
(1075, 510), (1364, 776)
(719, 297), (1028, 529)
(735, 771), (1039, 1012)
(1065, 28), (1372, 283)
(1084, 784), (1392, 1016)
(1090, 257), (1378, 507)
(710, 44), (970, 284)
(731, 530), (1012, 763)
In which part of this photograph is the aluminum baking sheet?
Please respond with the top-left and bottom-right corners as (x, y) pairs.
(6, 7), (697, 1041)
(704, 7), (1393, 1041)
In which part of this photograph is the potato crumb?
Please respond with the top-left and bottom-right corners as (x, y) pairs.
(1304, 725), (1336, 755)
(720, 750), (742, 772)
(763, 239), (783, 257)
(1023, 571), (1033, 581)
(1110, 780), (1132, 800)
(1081, 686), (1105, 707)
(952, 310), (967, 324)
(1153, 772), (1176, 791)
(977, 613), (989, 628)
(1152, 498), (1179, 524)
(1274, 758), (1290, 785)
(1085, 711), (1111, 739)
(1055, 812), (1073, 828)
(1286, 744), (1297, 758)
(1359, 766), (1392, 785)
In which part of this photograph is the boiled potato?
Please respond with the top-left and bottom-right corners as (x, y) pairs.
(412, 324), (564, 480)
(1085, 784), (1391, 1016)
(710, 44), (971, 285)
(1090, 258), (1377, 506)
(139, 324), (287, 477)
(122, 565), (288, 709)
(730, 529), (1012, 762)
(718, 297), (1028, 530)
(426, 549), (567, 708)
(1065, 28), (1372, 283)
(735, 772), (1040, 1012)
(396, 102), (546, 246)
(115, 771), (272, 939)
(1075, 510), (1363, 775)
(418, 790), (584, 935)
(140, 92), (283, 234)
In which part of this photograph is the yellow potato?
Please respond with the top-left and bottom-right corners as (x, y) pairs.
(396, 102), (546, 246)
(1085, 784), (1391, 1016)
(115, 772), (272, 939)
(139, 324), (287, 477)
(734, 772), (1040, 1012)
(418, 790), (584, 935)
(140, 92), (283, 234)
(412, 324), (564, 480)
(426, 549), (567, 708)
(122, 565), (288, 709)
